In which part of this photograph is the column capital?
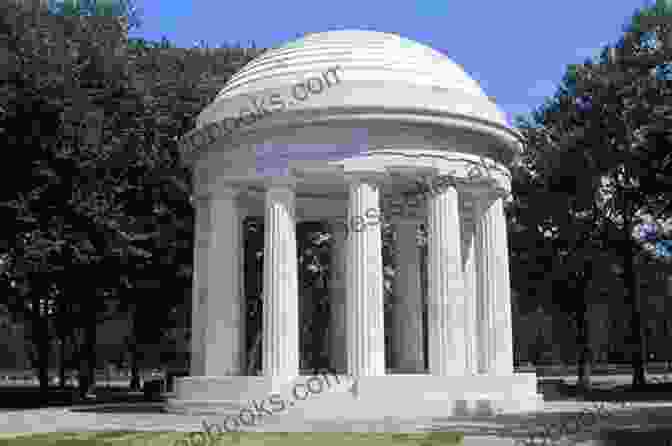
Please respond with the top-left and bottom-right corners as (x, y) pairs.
(413, 173), (459, 202)
(454, 179), (511, 198)
(390, 216), (422, 226)
(384, 194), (425, 222)
(463, 183), (507, 201)
(262, 175), (299, 191)
(329, 217), (349, 234)
(469, 188), (510, 211)
(190, 192), (212, 206)
(344, 170), (388, 188)
(213, 184), (243, 200)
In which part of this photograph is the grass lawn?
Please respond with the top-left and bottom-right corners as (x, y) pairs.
(0, 431), (464, 446)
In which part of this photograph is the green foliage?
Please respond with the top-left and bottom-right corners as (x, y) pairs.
(0, 431), (465, 446)
(512, 0), (672, 386)
(0, 0), (263, 391)
(50, 0), (124, 16)
(628, 0), (672, 34)
(48, 0), (142, 29)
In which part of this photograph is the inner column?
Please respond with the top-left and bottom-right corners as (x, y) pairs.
(462, 196), (478, 375)
(262, 180), (300, 377)
(329, 220), (347, 374)
(346, 175), (385, 376)
(391, 217), (424, 373)
(426, 177), (467, 375)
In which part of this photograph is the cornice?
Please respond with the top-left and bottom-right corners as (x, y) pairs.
(179, 103), (523, 166)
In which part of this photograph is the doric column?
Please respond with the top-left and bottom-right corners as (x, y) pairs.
(491, 197), (514, 375)
(391, 218), (424, 373)
(346, 175), (385, 376)
(426, 178), (466, 375)
(461, 202), (478, 375)
(329, 221), (347, 374)
(191, 187), (246, 377)
(190, 194), (209, 377)
(474, 195), (495, 374)
(474, 194), (513, 375)
(238, 207), (248, 374)
(262, 180), (299, 377)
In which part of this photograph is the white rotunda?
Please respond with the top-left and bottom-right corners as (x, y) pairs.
(168, 29), (542, 420)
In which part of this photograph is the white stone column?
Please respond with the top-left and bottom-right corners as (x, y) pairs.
(474, 195), (494, 374)
(462, 204), (478, 375)
(190, 194), (210, 377)
(191, 187), (246, 377)
(346, 176), (385, 376)
(474, 194), (513, 375)
(491, 197), (514, 375)
(329, 221), (348, 374)
(391, 218), (424, 373)
(238, 208), (248, 374)
(426, 179), (466, 375)
(262, 181), (299, 377)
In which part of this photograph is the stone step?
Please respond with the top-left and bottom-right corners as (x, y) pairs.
(165, 398), (248, 416)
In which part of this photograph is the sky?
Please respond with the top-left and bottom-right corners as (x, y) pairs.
(125, 0), (652, 125)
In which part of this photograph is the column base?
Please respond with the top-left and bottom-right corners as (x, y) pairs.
(165, 373), (542, 418)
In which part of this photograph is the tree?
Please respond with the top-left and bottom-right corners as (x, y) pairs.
(1, 0), (274, 400)
(47, 0), (142, 29)
(0, 0), (151, 398)
(514, 0), (671, 389)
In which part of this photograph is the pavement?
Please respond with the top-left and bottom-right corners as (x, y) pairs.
(1, 374), (672, 445)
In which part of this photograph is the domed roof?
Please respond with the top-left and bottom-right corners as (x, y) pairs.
(184, 30), (523, 166)
(199, 30), (508, 126)
(217, 30), (485, 101)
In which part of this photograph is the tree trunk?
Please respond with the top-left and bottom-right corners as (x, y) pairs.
(624, 239), (646, 388)
(576, 261), (594, 392)
(620, 188), (646, 389)
(30, 291), (50, 404)
(576, 307), (592, 391)
(78, 316), (96, 398)
(128, 349), (140, 390)
(58, 334), (67, 389)
(128, 306), (141, 391)
(56, 301), (71, 390)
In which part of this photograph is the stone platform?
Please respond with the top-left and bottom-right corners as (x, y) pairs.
(166, 373), (542, 420)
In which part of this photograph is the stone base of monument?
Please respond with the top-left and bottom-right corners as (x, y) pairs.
(166, 373), (542, 419)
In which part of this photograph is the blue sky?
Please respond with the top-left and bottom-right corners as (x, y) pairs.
(128, 0), (649, 125)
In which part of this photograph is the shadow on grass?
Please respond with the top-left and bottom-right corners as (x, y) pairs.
(0, 387), (154, 410)
(0, 431), (465, 446)
(421, 379), (672, 445)
(70, 404), (166, 413)
(539, 379), (672, 402)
